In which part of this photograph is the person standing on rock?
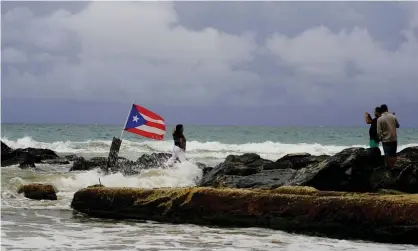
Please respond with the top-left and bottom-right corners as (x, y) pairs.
(167, 124), (187, 166)
(377, 104), (400, 168)
(365, 107), (382, 148)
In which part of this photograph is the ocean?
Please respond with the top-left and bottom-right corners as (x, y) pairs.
(1, 123), (418, 251)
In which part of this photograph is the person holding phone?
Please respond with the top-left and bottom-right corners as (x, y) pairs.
(365, 107), (382, 148)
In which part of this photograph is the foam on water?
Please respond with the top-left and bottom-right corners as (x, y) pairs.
(2, 136), (418, 162)
(2, 161), (203, 211)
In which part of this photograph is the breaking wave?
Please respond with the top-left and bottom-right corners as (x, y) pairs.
(2, 136), (417, 162)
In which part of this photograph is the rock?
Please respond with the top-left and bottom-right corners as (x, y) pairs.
(286, 147), (380, 191)
(369, 162), (418, 193)
(200, 146), (418, 193)
(18, 153), (37, 169)
(264, 153), (329, 170)
(42, 159), (71, 165)
(1, 141), (12, 154)
(236, 169), (298, 189)
(71, 186), (418, 245)
(17, 183), (57, 200)
(70, 157), (108, 171)
(200, 153), (272, 186)
(1, 146), (59, 167)
(87, 184), (105, 188)
(135, 153), (172, 168)
(397, 146), (418, 161)
(64, 154), (79, 161)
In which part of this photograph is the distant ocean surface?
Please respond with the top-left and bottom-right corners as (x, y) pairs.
(2, 123), (418, 251)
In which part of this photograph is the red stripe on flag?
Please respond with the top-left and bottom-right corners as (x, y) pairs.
(145, 121), (166, 130)
(125, 128), (164, 140)
(135, 105), (164, 121)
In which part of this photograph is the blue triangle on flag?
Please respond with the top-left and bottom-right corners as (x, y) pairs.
(124, 105), (146, 129)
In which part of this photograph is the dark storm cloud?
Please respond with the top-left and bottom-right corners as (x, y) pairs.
(1, 1), (418, 126)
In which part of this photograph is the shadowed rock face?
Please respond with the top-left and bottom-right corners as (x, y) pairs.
(1, 141), (60, 168)
(70, 186), (418, 245)
(200, 146), (418, 193)
(17, 183), (58, 200)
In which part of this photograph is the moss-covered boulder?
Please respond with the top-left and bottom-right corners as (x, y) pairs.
(17, 183), (58, 200)
(71, 186), (418, 245)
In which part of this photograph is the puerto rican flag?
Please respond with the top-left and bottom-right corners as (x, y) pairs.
(123, 104), (166, 140)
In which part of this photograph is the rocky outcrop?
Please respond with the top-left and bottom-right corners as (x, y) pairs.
(2, 141), (12, 154)
(70, 157), (109, 172)
(17, 183), (58, 200)
(69, 152), (197, 175)
(200, 146), (418, 193)
(1, 141), (60, 167)
(71, 186), (418, 245)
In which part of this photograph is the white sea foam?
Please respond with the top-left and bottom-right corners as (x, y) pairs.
(2, 136), (417, 162)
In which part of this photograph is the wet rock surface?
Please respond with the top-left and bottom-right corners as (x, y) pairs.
(200, 146), (418, 193)
(17, 183), (58, 200)
(71, 186), (418, 245)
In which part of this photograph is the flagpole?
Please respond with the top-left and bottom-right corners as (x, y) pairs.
(120, 100), (135, 139)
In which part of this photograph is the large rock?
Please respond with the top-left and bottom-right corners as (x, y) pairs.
(286, 147), (382, 191)
(17, 183), (58, 200)
(1, 141), (60, 167)
(200, 152), (336, 189)
(1, 141), (12, 154)
(368, 147), (418, 193)
(264, 153), (329, 170)
(200, 153), (272, 186)
(70, 157), (108, 171)
(71, 186), (418, 245)
(200, 146), (418, 193)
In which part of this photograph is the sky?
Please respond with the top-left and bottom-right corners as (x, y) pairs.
(1, 1), (418, 127)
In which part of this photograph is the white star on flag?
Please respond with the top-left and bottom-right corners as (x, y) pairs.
(133, 115), (139, 122)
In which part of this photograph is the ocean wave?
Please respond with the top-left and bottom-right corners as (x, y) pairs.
(2, 136), (418, 161)
(1, 161), (203, 211)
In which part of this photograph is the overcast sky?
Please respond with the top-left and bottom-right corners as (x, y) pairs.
(2, 1), (418, 127)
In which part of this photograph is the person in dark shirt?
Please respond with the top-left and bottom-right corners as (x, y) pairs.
(167, 124), (187, 166)
(365, 107), (382, 148)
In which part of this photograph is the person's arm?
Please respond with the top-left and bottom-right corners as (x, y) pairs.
(365, 112), (372, 124)
(179, 138), (186, 151)
(395, 117), (400, 128)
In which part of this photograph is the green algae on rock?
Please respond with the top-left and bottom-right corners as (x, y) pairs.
(18, 183), (58, 200)
(71, 186), (418, 245)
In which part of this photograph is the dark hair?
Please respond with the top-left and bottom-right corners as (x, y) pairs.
(380, 104), (388, 112)
(374, 107), (382, 114)
(173, 124), (184, 136)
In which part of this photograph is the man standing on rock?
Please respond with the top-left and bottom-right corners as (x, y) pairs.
(377, 104), (400, 168)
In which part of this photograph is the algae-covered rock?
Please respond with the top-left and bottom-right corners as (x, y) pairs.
(71, 186), (418, 245)
(87, 184), (105, 188)
(18, 183), (58, 200)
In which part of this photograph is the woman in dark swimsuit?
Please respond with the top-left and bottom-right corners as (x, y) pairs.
(167, 124), (186, 165)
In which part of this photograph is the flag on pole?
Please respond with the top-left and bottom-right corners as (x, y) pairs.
(123, 104), (166, 140)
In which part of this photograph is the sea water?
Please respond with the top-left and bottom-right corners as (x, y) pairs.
(1, 124), (418, 250)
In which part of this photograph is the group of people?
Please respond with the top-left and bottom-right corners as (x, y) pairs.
(166, 104), (400, 169)
(365, 104), (400, 168)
